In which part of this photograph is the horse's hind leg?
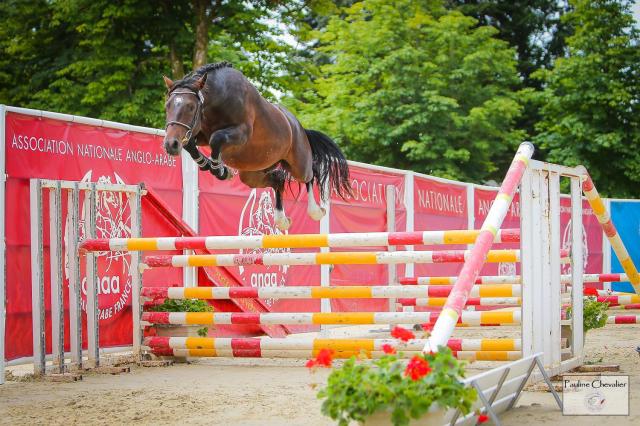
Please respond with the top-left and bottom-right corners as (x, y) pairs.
(238, 169), (291, 231)
(269, 169), (290, 230)
(306, 182), (325, 221)
(283, 136), (326, 222)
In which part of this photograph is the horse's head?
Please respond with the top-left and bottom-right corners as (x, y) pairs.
(162, 73), (207, 155)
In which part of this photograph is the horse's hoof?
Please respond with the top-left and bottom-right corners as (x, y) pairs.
(276, 216), (292, 231)
(308, 206), (326, 221)
(212, 166), (233, 181)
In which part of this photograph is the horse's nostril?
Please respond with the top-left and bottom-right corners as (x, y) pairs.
(171, 139), (180, 150)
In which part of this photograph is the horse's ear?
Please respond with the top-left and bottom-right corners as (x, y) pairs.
(194, 73), (207, 90)
(163, 75), (174, 90)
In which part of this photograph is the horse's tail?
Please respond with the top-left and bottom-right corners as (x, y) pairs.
(305, 129), (353, 201)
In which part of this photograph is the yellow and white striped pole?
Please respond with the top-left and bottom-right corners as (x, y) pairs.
(578, 167), (640, 294)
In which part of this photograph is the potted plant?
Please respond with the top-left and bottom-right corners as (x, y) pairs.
(565, 296), (609, 334)
(146, 298), (212, 361)
(308, 326), (478, 426)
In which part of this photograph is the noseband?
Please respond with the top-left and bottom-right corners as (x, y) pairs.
(165, 90), (204, 146)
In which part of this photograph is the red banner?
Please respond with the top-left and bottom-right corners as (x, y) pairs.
(413, 176), (468, 279)
(474, 187), (521, 276)
(198, 171), (321, 333)
(474, 186), (602, 280)
(4, 112), (182, 361)
(560, 197), (604, 289)
(2, 110), (612, 362)
(330, 166), (406, 312)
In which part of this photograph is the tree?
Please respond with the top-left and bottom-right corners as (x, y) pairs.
(446, 0), (571, 86)
(533, 0), (640, 197)
(0, 0), (308, 127)
(289, 0), (524, 183)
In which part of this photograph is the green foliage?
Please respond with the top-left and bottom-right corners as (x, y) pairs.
(317, 347), (476, 426)
(0, 0), (313, 127)
(582, 296), (610, 333)
(289, 0), (525, 183)
(2, 0), (638, 193)
(533, 0), (640, 197)
(148, 298), (213, 313)
(148, 299), (212, 337)
(566, 296), (609, 334)
(446, 1), (571, 86)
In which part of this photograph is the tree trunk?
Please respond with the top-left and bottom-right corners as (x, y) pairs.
(193, 0), (209, 70)
(169, 43), (185, 78)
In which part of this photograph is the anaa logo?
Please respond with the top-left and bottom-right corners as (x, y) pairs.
(64, 171), (133, 322)
(238, 189), (289, 307)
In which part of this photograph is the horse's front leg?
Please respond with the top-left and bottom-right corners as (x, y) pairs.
(182, 135), (219, 177)
(209, 123), (251, 180)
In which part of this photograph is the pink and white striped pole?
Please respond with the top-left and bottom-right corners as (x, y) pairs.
(425, 142), (534, 353)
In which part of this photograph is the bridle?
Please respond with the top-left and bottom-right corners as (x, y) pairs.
(165, 89), (204, 146)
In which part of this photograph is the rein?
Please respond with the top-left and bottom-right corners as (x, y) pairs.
(165, 90), (204, 146)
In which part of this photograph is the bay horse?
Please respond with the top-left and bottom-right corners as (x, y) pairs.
(162, 62), (351, 230)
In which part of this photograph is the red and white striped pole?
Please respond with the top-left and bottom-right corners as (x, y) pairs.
(425, 142), (534, 353)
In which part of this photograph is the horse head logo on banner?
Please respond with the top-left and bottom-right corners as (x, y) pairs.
(561, 218), (589, 275)
(238, 189), (289, 307)
(64, 171), (133, 322)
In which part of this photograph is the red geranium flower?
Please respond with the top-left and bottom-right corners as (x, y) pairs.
(382, 344), (396, 354)
(391, 326), (415, 342)
(315, 348), (334, 367)
(404, 355), (431, 380)
(305, 359), (317, 369)
(421, 323), (434, 332)
(477, 414), (489, 424)
(584, 287), (598, 296)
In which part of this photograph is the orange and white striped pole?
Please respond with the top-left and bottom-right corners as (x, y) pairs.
(79, 229), (520, 252)
(425, 142), (534, 353)
(578, 167), (640, 294)
(144, 336), (521, 352)
(142, 310), (521, 326)
(150, 347), (522, 361)
(143, 248), (535, 268)
(141, 283), (521, 300)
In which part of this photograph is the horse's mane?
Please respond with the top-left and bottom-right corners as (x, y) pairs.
(171, 61), (233, 90)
